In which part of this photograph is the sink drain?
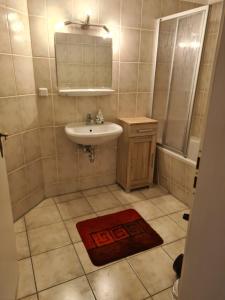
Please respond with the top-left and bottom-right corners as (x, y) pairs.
(82, 145), (95, 163)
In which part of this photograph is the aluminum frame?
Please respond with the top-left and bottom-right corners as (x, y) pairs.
(152, 5), (209, 157)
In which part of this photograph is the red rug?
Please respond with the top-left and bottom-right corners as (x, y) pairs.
(76, 209), (163, 266)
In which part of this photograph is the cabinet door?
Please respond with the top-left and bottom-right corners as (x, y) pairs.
(128, 136), (154, 187)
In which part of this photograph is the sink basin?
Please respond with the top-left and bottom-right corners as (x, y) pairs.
(65, 122), (123, 145)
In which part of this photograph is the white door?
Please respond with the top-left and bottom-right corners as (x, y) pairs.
(0, 135), (18, 300)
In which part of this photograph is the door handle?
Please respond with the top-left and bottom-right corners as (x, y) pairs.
(0, 132), (8, 158)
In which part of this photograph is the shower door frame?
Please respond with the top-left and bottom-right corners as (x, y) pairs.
(151, 5), (209, 157)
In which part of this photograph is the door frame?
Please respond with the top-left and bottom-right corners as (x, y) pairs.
(179, 4), (225, 299)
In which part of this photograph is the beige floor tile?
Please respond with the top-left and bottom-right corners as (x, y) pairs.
(74, 242), (124, 274)
(22, 295), (38, 300)
(16, 232), (30, 260)
(65, 213), (97, 243)
(32, 245), (83, 291)
(96, 206), (125, 216)
(57, 198), (94, 220)
(163, 239), (186, 260)
(141, 186), (167, 199)
(28, 222), (71, 255)
(74, 242), (102, 274)
(83, 186), (108, 196)
(14, 217), (26, 233)
(128, 248), (175, 295)
(107, 184), (122, 191)
(88, 261), (149, 300)
(152, 288), (173, 300)
(130, 200), (165, 220)
(35, 198), (55, 208)
(86, 192), (121, 212)
(149, 216), (186, 244)
(151, 195), (188, 215)
(38, 276), (95, 300)
(112, 190), (145, 204)
(54, 192), (83, 204)
(17, 258), (36, 299)
(169, 209), (190, 231)
(25, 206), (61, 230)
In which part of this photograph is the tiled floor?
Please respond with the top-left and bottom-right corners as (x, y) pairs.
(14, 185), (190, 300)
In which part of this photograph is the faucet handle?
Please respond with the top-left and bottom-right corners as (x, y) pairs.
(86, 113), (94, 125)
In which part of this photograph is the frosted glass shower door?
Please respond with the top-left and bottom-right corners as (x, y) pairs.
(164, 12), (206, 152)
(152, 19), (177, 144)
(152, 7), (208, 155)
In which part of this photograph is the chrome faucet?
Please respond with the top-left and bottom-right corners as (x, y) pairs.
(86, 113), (94, 125)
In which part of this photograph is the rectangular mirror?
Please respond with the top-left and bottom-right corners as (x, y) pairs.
(55, 32), (113, 96)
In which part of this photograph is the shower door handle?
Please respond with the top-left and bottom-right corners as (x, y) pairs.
(0, 132), (8, 158)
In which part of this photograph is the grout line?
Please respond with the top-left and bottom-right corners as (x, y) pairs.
(123, 235), (187, 262)
(0, 52), (35, 58)
(16, 187), (188, 299)
(23, 217), (39, 300)
(126, 257), (152, 298)
(151, 286), (173, 298)
(54, 197), (97, 300)
(135, 0), (144, 117)
(17, 185), (189, 225)
(126, 242), (179, 298)
(28, 14), (46, 19)
(4, 5), (29, 16)
(43, 0), (61, 189)
(15, 183), (189, 225)
(36, 274), (93, 297)
(8, 157), (42, 175)
(28, 201), (82, 297)
(0, 90), (154, 100)
(161, 240), (186, 261)
(0, 93), (36, 99)
(70, 234), (187, 279)
(25, 219), (64, 235)
(167, 212), (190, 231)
(18, 293), (38, 300)
(27, 239), (72, 258)
(116, 0), (122, 118)
(4, 126), (42, 139)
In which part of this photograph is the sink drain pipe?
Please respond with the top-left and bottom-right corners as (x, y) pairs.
(82, 145), (95, 163)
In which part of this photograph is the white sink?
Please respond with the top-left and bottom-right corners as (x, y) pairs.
(65, 122), (123, 145)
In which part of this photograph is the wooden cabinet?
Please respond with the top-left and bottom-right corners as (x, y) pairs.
(117, 117), (158, 191)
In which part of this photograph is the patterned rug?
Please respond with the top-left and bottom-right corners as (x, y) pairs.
(76, 209), (163, 266)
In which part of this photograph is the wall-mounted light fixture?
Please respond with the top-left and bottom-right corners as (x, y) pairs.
(64, 15), (110, 33)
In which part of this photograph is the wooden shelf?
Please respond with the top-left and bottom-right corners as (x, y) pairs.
(118, 117), (158, 125)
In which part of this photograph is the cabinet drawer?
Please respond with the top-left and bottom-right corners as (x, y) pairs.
(129, 124), (157, 137)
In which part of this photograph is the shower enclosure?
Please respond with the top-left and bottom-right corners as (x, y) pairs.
(152, 6), (209, 157)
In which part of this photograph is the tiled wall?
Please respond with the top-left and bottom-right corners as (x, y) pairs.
(157, 147), (196, 207)
(28, 0), (199, 200)
(0, 0), (44, 219)
(190, 2), (223, 138)
(1, 0), (220, 219)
